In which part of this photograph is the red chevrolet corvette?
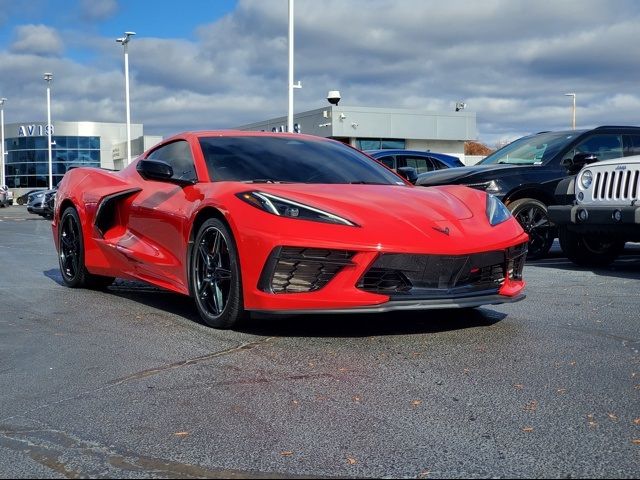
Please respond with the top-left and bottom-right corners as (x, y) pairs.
(52, 131), (528, 328)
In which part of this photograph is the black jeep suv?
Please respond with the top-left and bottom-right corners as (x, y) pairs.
(415, 126), (640, 259)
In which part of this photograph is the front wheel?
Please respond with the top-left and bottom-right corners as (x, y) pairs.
(58, 206), (114, 289)
(558, 227), (625, 267)
(508, 198), (555, 260)
(190, 218), (245, 329)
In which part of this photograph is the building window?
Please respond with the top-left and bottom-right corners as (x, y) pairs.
(3, 135), (101, 188)
(355, 138), (405, 150)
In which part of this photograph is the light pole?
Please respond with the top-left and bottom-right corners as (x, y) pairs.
(0, 98), (6, 187)
(117, 31), (136, 164)
(44, 72), (53, 189)
(564, 93), (576, 130)
(287, 0), (301, 133)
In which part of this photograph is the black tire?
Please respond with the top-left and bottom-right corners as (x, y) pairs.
(558, 227), (625, 267)
(17, 197), (24, 205)
(58, 206), (114, 289)
(508, 198), (554, 260)
(190, 218), (245, 329)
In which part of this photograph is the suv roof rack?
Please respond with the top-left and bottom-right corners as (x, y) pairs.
(594, 125), (640, 130)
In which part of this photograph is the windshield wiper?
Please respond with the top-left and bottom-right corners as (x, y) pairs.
(348, 181), (389, 185)
(242, 179), (293, 184)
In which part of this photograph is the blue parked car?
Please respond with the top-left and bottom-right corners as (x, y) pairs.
(365, 149), (465, 176)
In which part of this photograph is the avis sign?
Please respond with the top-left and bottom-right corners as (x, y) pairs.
(18, 124), (54, 136)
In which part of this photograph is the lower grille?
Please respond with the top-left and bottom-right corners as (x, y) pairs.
(259, 247), (355, 294)
(357, 243), (527, 299)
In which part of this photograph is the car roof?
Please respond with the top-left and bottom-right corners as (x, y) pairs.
(163, 130), (335, 143)
(365, 149), (460, 160)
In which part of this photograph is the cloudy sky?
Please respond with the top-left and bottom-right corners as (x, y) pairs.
(0, 0), (639, 146)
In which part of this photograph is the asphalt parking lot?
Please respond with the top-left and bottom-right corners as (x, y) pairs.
(1, 205), (639, 479)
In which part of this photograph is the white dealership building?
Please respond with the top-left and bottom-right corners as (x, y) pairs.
(2, 120), (161, 192)
(238, 105), (477, 160)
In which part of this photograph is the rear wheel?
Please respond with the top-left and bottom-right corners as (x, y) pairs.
(508, 198), (554, 260)
(58, 206), (114, 289)
(190, 218), (245, 329)
(558, 227), (625, 267)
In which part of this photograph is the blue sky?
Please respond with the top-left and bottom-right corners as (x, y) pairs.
(1, 0), (640, 145)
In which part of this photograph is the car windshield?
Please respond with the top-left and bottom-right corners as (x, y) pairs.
(199, 136), (403, 185)
(479, 131), (579, 166)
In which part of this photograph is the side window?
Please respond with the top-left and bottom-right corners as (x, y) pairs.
(376, 155), (396, 170)
(147, 140), (197, 182)
(398, 155), (433, 174)
(428, 157), (448, 170)
(626, 135), (640, 156)
(571, 134), (623, 162)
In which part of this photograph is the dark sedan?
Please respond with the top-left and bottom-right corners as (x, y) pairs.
(415, 126), (640, 259)
(366, 149), (464, 174)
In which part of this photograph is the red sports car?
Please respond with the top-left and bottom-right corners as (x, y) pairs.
(52, 131), (528, 328)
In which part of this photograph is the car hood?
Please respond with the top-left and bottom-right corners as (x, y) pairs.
(251, 183), (472, 220)
(416, 164), (520, 186)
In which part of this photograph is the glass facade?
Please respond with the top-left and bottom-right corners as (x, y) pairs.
(4, 136), (100, 188)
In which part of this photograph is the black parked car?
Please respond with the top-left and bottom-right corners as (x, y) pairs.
(415, 126), (640, 259)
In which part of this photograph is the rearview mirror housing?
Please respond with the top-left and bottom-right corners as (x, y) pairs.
(564, 153), (598, 174)
(137, 159), (174, 181)
(396, 166), (418, 184)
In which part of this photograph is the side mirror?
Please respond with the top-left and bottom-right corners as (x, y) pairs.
(137, 159), (174, 181)
(565, 153), (598, 174)
(396, 166), (418, 184)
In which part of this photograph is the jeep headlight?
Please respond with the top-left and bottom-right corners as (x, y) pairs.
(486, 194), (512, 226)
(579, 170), (593, 189)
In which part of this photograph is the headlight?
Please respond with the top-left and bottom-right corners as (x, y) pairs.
(237, 191), (358, 226)
(579, 170), (593, 189)
(464, 179), (502, 194)
(486, 194), (512, 226)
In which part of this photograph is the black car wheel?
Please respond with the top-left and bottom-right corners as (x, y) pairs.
(190, 218), (244, 329)
(508, 198), (554, 260)
(59, 206), (114, 289)
(558, 227), (625, 267)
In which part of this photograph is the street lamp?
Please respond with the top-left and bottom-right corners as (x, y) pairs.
(116, 31), (136, 164)
(0, 98), (6, 187)
(564, 93), (576, 130)
(44, 72), (54, 189)
(287, 0), (301, 133)
(455, 101), (467, 112)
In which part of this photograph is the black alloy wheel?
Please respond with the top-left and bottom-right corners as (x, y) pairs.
(59, 206), (114, 289)
(191, 218), (244, 329)
(508, 198), (555, 260)
(59, 208), (82, 284)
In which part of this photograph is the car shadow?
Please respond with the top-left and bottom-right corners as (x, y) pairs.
(43, 271), (507, 337)
(239, 307), (506, 338)
(44, 268), (64, 285)
(526, 243), (640, 280)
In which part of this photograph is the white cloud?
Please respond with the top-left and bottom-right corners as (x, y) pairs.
(79, 0), (118, 21)
(2, 0), (640, 145)
(10, 24), (63, 56)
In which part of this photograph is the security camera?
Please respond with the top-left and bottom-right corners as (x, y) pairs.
(327, 90), (341, 105)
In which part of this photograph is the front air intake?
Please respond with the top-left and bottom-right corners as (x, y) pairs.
(259, 247), (355, 294)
